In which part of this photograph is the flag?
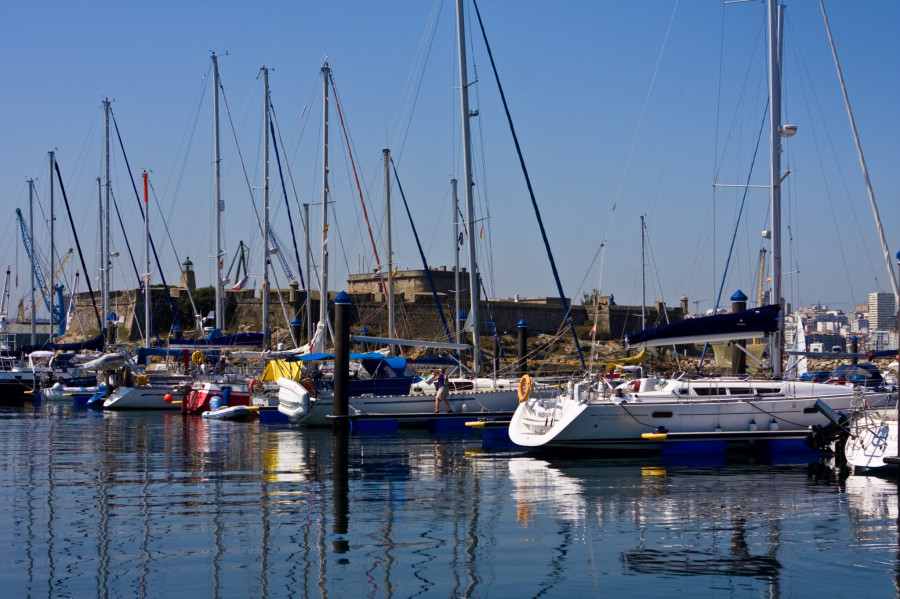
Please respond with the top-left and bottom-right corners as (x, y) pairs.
(766, 276), (771, 283)
(392, 267), (398, 277)
(478, 226), (483, 239)
(458, 232), (464, 246)
(589, 324), (596, 336)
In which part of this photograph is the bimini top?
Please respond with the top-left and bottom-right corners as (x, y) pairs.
(626, 304), (781, 348)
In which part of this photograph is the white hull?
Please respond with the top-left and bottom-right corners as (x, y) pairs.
(509, 377), (896, 452)
(844, 411), (899, 471)
(41, 382), (96, 402)
(278, 376), (552, 426)
(103, 384), (181, 410)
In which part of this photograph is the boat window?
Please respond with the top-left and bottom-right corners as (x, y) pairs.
(728, 388), (750, 395)
(802, 407), (819, 414)
(652, 411), (673, 418)
(694, 387), (718, 396)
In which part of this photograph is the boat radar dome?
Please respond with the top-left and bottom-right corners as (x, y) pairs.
(780, 124), (797, 138)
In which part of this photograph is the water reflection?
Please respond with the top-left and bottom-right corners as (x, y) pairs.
(1, 408), (899, 597)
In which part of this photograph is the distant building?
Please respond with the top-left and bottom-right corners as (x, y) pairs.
(868, 291), (897, 330)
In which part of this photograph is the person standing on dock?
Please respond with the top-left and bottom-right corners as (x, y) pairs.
(433, 370), (452, 413)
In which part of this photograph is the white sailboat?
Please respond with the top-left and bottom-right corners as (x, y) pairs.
(278, 6), (548, 426)
(509, 0), (898, 453)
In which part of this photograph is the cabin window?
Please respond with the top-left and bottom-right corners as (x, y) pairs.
(652, 411), (673, 418)
(694, 387), (717, 396)
(802, 407), (818, 414)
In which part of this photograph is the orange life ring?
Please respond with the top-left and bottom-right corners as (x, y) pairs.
(517, 374), (533, 402)
(191, 350), (205, 365)
(248, 378), (259, 393)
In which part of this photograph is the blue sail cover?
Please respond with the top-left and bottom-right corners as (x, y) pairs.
(626, 304), (781, 348)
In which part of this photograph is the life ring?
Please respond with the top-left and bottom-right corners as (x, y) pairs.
(191, 350), (205, 365)
(248, 378), (259, 393)
(517, 374), (533, 402)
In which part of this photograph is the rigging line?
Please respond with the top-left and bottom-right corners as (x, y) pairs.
(793, 14), (885, 302)
(712, 104), (768, 313)
(330, 77), (405, 348)
(219, 76), (265, 248)
(147, 179), (199, 327)
(160, 62), (211, 226)
(698, 103), (768, 371)
(269, 102), (311, 288)
(391, 0), (444, 164)
(109, 109), (179, 334)
(108, 189), (142, 288)
(471, 0), (585, 371)
(789, 27), (866, 305)
(53, 161), (102, 330)
(268, 109), (306, 289)
(391, 159), (453, 344)
(819, 0), (898, 304)
(604, 0), (681, 251)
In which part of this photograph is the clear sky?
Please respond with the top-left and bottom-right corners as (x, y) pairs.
(2, 0), (898, 327)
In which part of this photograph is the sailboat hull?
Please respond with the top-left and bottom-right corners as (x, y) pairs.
(509, 379), (896, 452)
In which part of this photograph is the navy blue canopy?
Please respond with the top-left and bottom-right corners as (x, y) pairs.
(626, 304), (781, 348)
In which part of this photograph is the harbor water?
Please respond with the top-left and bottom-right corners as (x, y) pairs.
(2, 404), (899, 598)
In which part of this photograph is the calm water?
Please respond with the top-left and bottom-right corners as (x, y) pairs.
(1, 404), (899, 598)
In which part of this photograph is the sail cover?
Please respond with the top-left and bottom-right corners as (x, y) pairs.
(626, 304), (781, 348)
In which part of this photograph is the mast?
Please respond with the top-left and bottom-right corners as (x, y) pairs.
(304, 202), (312, 343)
(320, 60), (331, 333)
(143, 171), (150, 349)
(640, 215), (646, 330)
(452, 177), (461, 345)
(767, 0), (784, 377)
(456, 0), (480, 375)
(384, 148), (395, 355)
(28, 179), (36, 344)
(212, 52), (224, 331)
(103, 98), (112, 343)
(49, 151), (55, 342)
(262, 66), (271, 349)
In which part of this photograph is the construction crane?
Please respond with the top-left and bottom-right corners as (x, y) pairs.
(18, 249), (72, 325)
(1, 267), (10, 334)
(15, 208), (66, 332)
(755, 248), (767, 307)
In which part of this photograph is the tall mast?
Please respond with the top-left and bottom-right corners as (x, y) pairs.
(320, 60), (331, 331)
(103, 98), (111, 342)
(640, 215), (646, 330)
(262, 66), (271, 349)
(384, 148), (394, 354)
(212, 52), (224, 331)
(452, 177), (461, 345)
(28, 179), (36, 344)
(304, 202), (312, 343)
(143, 171), (151, 349)
(456, 0), (480, 375)
(767, 0), (784, 377)
(48, 151), (55, 342)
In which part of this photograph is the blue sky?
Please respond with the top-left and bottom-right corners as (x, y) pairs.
(2, 0), (898, 326)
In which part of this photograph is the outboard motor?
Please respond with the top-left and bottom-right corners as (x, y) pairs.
(804, 399), (850, 454)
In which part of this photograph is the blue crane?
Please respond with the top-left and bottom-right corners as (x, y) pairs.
(15, 208), (64, 332)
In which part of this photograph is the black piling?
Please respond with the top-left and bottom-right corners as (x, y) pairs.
(517, 319), (528, 377)
(730, 290), (748, 375)
(333, 291), (351, 430)
(850, 336), (858, 365)
(332, 429), (350, 554)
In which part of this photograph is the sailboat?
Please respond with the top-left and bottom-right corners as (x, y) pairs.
(277, 1), (570, 426)
(508, 0), (898, 453)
